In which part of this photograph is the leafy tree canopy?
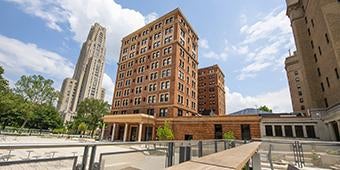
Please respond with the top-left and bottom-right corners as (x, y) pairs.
(0, 66), (9, 93)
(258, 105), (272, 113)
(156, 121), (174, 140)
(14, 75), (59, 105)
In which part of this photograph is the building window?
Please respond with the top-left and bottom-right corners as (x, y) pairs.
(307, 28), (311, 36)
(284, 126), (293, 137)
(134, 97), (141, 105)
(324, 98), (329, 107)
(335, 68), (339, 79)
(325, 33), (330, 44)
(295, 125), (304, 138)
(177, 109), (183, 116)
(177, 95), (183, 104)
(160, 93), (169, 102)
(147, 109), (154, 116)
(159, 108), (168, 117)
(148, 83), (157, 92)
(326, 77), (330, 87)
(306, 126), (316, 138)
(147, 95), (156, 104)
(160, 81), (170, 90)
(265, 125), (273, 136)
(274, 126), (283, 137)
(161, 69), (171, 78)
(311, 40), (314, 49)
(314, 54), (318, 63)
(299, 98), (304, 103)
(311, 19), (314, 27)
(150, 72), (158, 80)
(321, 82), (325, 92)
(318, 46), (322, 55)
(317, 68), (321, 76)
(301, 105), (305, 110)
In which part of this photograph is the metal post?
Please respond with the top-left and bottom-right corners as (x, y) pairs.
(223, 140), (227, 150)
(268, 144), (273, 170)
(214, 141), (218, 153)
(252, 152), (261, 170)
(166, 142), (174, 167)
(82, 146), (90, 170)
(89, 145), (97, 170)
(198, 141), (203, 157)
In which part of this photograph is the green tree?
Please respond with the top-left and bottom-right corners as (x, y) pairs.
(0, 92), (25, 129)
(29, 104), (63, 130)
(223, 131), (235, 141)
(0, 66), (9, 93)
(156, 121), (174, 140)
(78, 122), (88, 136)
(74, 98), (109, 137)
(14, 75), (59, 105)
(13, 75), (59, 128)
(258, 105), (272, 113)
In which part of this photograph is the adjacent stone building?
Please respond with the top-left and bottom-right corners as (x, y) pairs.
(285, 0), (340, 140)
(198, 65), (226, 115)
(57, 23), (106, 123)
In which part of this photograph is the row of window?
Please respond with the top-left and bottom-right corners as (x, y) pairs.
(113, 93), (170, 107)
(116, 80), (172, 97)
(121, 45), (173, 62)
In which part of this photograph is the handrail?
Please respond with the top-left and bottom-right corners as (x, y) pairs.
(0, 139), (239, 149)
(166, 142), (262, 170)
(252, 138), (340, 145)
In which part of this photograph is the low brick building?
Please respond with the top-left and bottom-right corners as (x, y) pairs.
(103, 114), (261, 141)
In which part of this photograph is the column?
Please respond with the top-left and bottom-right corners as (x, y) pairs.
(292, 125), (296, 137)
(303, 125), (307, 138)
(281, 125), (286, 137)
(327, 123), (336, 141)
(272, 125), (276, 136)
(337, 121), (340, 138)
(100, 123), (106, 141)
(152, 124), (156, 140)
(110, 123), (116, 141)
(138, 123), (143, 142)
(123, 123), (128, 142)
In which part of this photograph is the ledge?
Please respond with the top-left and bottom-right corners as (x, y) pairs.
(166, 142), (262, 170)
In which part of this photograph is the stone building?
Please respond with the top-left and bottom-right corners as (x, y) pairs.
(57, 23), (106, 123)
(198, 65), (226, 115)
(285, 0), (340, 140)
(103, 8), (260, 142)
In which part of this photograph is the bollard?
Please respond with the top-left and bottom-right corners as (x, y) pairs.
(166, 142), (174, 167)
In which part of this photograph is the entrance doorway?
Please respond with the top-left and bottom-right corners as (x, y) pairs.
(130, 126), (138, 141)
(214, 124), (222, 139)
(117, 125), (124, 141)
(241, 124), (251, 140)
(144, 126), (153, 141)
(331, 122), (340, 141)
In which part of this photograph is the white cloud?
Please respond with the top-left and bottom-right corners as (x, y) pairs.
(199, 39), (209, 49)
(0, 34), (115, 103)
(201, 39), (229, 61)
(8, 0), (149, 63)
(0, 34), (73, 84)
(226, 86), (292, 113)
(145, 12), (159, 24)
(236, 8), (294, 80)
(102, 73), (115, 103)
(6, 0), (68, 32)
(240, 9), (291, 44)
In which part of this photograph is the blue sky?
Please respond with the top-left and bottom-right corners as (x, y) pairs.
(0, 0), (295, 113)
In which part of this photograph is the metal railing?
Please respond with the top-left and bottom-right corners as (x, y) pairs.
(253, 138), (340, 169)
(0, 139), (243, 170)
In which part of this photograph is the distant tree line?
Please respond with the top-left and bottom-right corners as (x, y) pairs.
(0, 66), (109, 136)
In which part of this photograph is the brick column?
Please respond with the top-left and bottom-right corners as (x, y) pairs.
(111, 123), (116, 141)
(138, 123), (143, 142)
(123, 123), (128, 142)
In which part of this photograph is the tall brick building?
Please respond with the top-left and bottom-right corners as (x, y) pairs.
(103, 8), (261, 142)
(198, 65), (226, 115)
(285, 0), (340, 140)
(111, 8), (199, 118)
